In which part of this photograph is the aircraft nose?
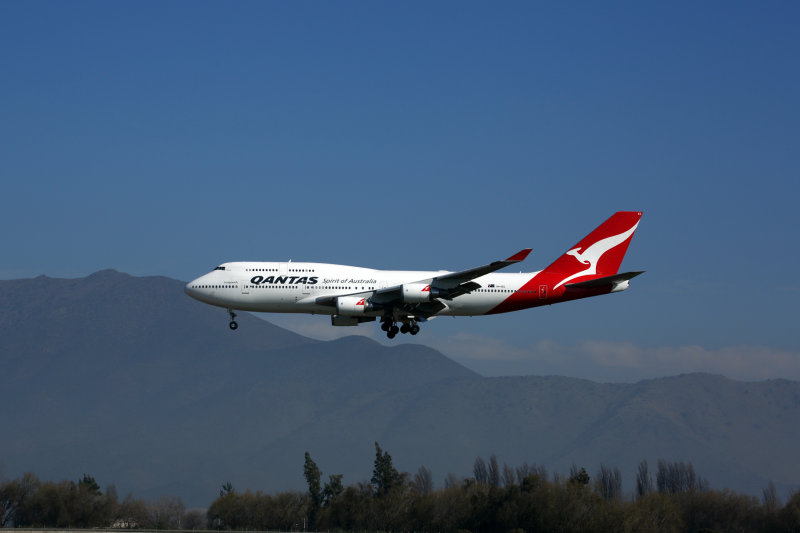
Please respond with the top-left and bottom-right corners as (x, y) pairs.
(184, 279), (201, 300)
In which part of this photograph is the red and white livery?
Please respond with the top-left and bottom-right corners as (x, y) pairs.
(185, 212), (644, 338)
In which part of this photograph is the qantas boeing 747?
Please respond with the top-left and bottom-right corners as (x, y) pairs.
(185, 211), (644, 339)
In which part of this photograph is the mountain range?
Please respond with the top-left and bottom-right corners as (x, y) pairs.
(1, 270), (798, 507)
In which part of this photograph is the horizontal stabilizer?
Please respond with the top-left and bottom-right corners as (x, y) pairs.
(566, 271), (645, 289)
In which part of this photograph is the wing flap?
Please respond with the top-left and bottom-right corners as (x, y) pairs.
(439, 280), (481, 300)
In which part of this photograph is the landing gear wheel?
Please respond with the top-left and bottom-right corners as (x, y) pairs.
(410, 325), (420, 335)
(387, 330), (396, 339)
(227, 309), (238, 331)
(381, 321), (391, 332)
(400, 323), (410, 334)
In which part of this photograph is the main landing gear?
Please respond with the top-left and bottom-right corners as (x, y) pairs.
(228, 309), (238, 330)
(381, 317), (420, 339)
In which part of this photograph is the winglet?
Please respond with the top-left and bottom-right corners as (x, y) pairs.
(506, 249), (532, 263)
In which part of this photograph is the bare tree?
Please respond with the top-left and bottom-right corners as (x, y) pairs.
(656, 460), (705, 494)
(763, 481), (781, 513)
(514, 462), (548, 484)
(116, 494), (149, 528)
(444, 472), (461, 489)
(0, 480), (14, 527)
(503, 463), (516, 488)
(0, 472), (40, 527)
(515, 462), (532, 484)
(636, 460), (653, 498)
(488, 454), (500, 488)
(413, 466), (434, 495)
(595, 464), (622, 502)
(473, 457), (488, 484)
(148, 495), (185, 529)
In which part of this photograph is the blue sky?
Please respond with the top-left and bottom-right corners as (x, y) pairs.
(2, 2), (798, 381)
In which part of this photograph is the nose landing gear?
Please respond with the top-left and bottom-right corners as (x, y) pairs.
(228, 309), (238, 330)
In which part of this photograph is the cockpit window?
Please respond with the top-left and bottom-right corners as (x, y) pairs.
(214, 266), (226, 271)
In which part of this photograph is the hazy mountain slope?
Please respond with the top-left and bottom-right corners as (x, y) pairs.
(0, 271), (478, 505)
(264, 374), (800, 499)
(1, 271), (798, 507)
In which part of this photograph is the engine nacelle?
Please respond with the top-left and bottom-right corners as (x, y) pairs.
(402, 282), (447, 302)
(402, 283), (433, 303)
(336, 296), (370, 314)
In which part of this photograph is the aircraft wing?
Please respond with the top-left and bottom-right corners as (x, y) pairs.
(429, 248), (532, 289)
(372, 249), (532, 304)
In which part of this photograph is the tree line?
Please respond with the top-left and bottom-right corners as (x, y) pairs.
(210, 445), (799, 533)
(3, 445), (800, 532)
(0, 473), (202, 530)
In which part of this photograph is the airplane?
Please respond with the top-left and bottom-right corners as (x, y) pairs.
(185, 211), (644, 339)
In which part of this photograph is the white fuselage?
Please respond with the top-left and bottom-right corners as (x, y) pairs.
(185, 261), (542, 317)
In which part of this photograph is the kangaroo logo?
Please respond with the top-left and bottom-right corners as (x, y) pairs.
(553, 221), (640, 289)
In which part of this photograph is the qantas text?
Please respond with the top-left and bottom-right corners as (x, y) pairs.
(250, 275), (318, 285)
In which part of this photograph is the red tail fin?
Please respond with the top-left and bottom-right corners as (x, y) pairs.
(543, 211), (643, 289)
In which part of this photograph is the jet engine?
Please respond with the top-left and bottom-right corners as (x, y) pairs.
(402, 283), (431, 303)
(402, 283), (448, 303)
(336, 296), (370, 314)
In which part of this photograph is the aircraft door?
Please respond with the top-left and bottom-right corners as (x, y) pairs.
(277, 263), (300, 302)
(301, 271), (311, 297)
(539, 284), (547, 299)
(278, 263), (288, 302)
